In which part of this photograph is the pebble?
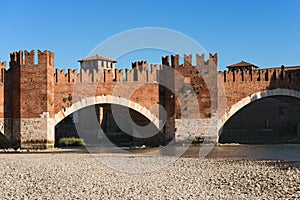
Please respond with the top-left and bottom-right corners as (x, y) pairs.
(0, 153), (299, 199)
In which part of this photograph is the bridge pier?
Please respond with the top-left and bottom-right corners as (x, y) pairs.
(175, 119), (219, 144)
(18, 114), (55, 149)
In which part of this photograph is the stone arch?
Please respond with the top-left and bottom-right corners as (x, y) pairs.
(218, 89), (300, 139)
(53, 95), (160, 129)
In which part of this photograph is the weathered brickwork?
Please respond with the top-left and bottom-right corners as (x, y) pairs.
(221, 67), (300, 111)
(0, 49), (299, 149)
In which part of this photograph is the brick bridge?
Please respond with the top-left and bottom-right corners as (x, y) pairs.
(0, 50), (299, 149)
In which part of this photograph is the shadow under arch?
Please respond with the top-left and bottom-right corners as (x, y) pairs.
(0, 132), (9, 148)
(54, 95), (160, 129)
(217, 89), (300, 142)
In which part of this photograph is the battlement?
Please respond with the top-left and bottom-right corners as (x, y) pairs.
(132, 60), (148, 71)
(54, 67), (160, 84)
(221, 66), (300, 83)
(54, 69), (78, 83)
(54, 53), (219, 85)
(0, 61), (6, 68)
(168, 53), (218, 70)
(209, 53), (218, 66)
(9, 50), (54, 67)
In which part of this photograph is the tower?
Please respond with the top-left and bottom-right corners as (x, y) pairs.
(9, 50), (55, 149)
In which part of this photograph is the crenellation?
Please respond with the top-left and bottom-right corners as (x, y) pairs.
(252, 69), (260, 82)
(54, 69), (66, 83)
(184, 54), (192, 67)
(137, 69), (147, 82)
(220, 68), (296, 84)
(104, 69), (114, 82)
(115, 69), (124, 82)
(150, 64), (159, 72)
(76, 73), (81, 83)
(270, 70), (277, 81)
(209, 53), (218, 66)
(235, 70), (242, 82)
(275, 69), (282, 80)
(171, 55), (179, 68)
(148, 64), (159, 82)
(219, 71), (226, 82)
(221, 71), (226, 82)
(0, 61), (6, 83)
(243, 70), (250, 81)
(262, 69), (269, 82)
(132, 61), (138, 70)
(132, 60), (148, 71)
(125, 69), (133, 82)
(143, 62), (149, 71)
(38, 50), (54, 66)
(0, 61), (6, 68)
(232, 70), (236, 82)
(24, 50), (35, 66)
(0, 70), (5, 83)
(54, 69), (79, 83)
(10, 51), (23, 66)
(227, 70), (234, 82)
(92, 68), (100, 83)
(196, 53), (205, 67)
(162, 55), (170, 67)
(79, 68), (93, 83)
(288, 71), (298, 83)
(9, 50), (55, 68)
(67, 69), (77, 83)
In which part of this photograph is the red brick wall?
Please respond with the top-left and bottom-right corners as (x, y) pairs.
(53, 67), (160, 118)
(1, 49), (300, 148)
(221, 67), (300, 112)
(8, 50), (54, 118)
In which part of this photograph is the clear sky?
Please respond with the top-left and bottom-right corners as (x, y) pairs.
(1, 0), (299, 71)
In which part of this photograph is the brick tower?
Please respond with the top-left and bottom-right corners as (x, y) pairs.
(9, 50), (55, 149)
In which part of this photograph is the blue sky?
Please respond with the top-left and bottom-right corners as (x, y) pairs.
(0, 0), (299, 71)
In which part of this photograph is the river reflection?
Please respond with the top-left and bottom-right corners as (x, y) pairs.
(85, 144), (300, 161)
(205, 144), (300, 161)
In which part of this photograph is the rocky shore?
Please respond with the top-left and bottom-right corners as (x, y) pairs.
(0, 153), (299, 199)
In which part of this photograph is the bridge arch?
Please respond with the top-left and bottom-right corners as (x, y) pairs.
(53, 95), (160, 129)
(218, 89), (300, 140)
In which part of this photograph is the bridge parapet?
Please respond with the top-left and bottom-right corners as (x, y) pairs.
(54, 64), (160, 84)
(220, 66), (300, 113)
(222, 67), (300, 84)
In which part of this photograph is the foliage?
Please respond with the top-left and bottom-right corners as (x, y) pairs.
(58, 137), (84, 146)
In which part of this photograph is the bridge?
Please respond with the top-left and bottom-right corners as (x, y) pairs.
(0, 50), (299, 149)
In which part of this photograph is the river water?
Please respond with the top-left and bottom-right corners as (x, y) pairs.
(205, 144), (300, 161)
(84, 144), (300, 162)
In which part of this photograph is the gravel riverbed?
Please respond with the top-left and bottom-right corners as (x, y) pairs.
(0, 153), (299, 199)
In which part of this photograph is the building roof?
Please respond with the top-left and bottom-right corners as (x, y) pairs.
(226, 61), (259, 69)
(77, 55), (117, 63)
